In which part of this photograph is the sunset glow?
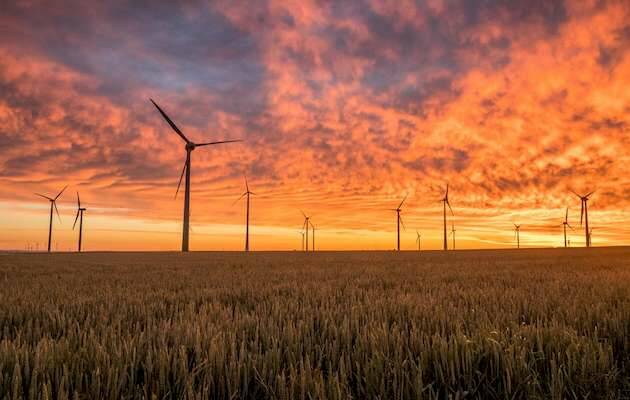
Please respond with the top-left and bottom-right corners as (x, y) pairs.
(1, 1), (629, 250)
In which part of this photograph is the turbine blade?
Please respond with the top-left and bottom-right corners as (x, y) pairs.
(300, 209), (307, 219)
(585, 190), (596, 198)
(35, 193), (53, 201)
(580, 201), (584, 226)
(569, 189), (581, 198)
(54, 185), (68, 200)
(447, 200), (454, 216)
(150, 99), (190, 143)
(53, 201), (61, 223)
(72, 210), (80, 230)
(232, 192), (247, 206)
(398, 194), (408, 209)
(77, 192), (81, 209)
(399, 215), (406, 231)
(565, 207), (568, 223)
(175, 159), (187, 199)
(195, 139), (243, 147)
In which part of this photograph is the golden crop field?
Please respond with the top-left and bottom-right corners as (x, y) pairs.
(1, 248), (629, 399)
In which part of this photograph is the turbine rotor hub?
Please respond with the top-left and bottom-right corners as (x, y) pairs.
(186, 142), (196, 151)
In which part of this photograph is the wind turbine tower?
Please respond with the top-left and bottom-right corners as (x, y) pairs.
(441, 185), (453, 251)
(72, 192), (87, 252)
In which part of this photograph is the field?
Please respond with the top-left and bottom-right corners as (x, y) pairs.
(1, 248), (630, 399)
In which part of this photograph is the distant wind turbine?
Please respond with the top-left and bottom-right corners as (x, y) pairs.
(234, 176), (255, 252)
(298, 230), (305, 251)
(449, 223), (456, 250)
(571, 189), (594, 248)
(416, 230), (421, 251)
(150, 99), (242, 252)
(301, 211), (311, 252)
(310, 221), (316, 252)
(35, 185), (67, 252)
(72, 192), (87, 252)
(514, 224), (521, 249)
(390, 195), (407, 251)
(441, 185), (453, 251)
(561, 207), (573, 248)
(589, 227), (594, 246)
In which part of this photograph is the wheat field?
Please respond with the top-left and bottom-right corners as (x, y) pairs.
(1, 248), (629, 399)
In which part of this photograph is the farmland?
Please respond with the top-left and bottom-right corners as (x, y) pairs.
(1, 248), (629, 399)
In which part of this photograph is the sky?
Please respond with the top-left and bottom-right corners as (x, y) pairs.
(0, 0), (629, 251)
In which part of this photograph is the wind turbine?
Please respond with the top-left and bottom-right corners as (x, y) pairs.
(415, 230), (421, 251)
(72, 192), (87, 252)
(234, 176), (255, 252)
(561, 207), (573, 248)
(301, 211), (310, 252)
(310, 221), (316, 252)
(571, 189), (594, 248)
(589, 227), (594, 246)
(514, 224), (521, 249)
(298, 230), (305, 251)
(35, 185), (67, 252)
(150, 99), (242, 252)
(449, 223), (456, 250)
(441, 185), (453, 251)
(390, 195), (407, 251)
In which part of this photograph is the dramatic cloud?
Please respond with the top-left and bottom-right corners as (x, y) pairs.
(0, 0), (629, 250)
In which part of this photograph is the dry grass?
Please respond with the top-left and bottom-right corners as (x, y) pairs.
(1, 248), (629, 399)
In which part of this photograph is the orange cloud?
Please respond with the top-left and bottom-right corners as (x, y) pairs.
(0, 0), (628, 250)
